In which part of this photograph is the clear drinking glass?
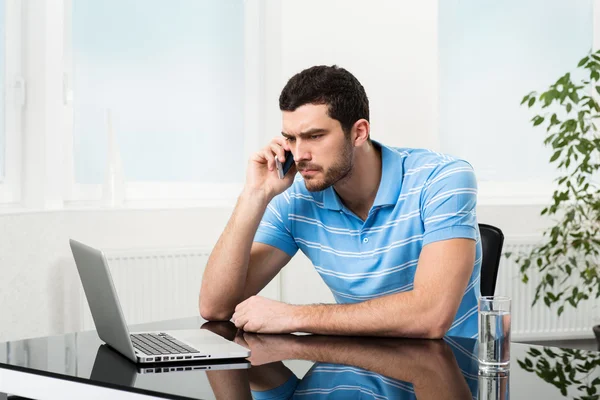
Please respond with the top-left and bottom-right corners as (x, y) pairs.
(478, 296), (511, 370)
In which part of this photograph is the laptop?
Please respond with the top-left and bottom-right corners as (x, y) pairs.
(91, 344), (250, 384)
(70, 239), (250, 364)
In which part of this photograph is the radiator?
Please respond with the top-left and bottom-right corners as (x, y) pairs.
(496, 237), (600, 340)
(79, 240), (599, 340)
(79, 247), (280, 331)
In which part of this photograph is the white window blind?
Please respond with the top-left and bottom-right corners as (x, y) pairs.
(71, 0), (245, 185)
(439, 0), (593, 184)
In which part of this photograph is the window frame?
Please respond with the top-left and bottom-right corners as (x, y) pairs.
(0, 0), (23, 206)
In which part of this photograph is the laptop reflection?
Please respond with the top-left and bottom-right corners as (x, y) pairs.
(90, 344), (250, 387)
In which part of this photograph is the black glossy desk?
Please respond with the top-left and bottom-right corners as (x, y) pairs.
(0, 316), (598, 399)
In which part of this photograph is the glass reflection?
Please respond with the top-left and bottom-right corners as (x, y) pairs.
(478, 369), (510, 400)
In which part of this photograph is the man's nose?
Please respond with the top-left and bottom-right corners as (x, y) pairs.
(293, 141), (311, 162)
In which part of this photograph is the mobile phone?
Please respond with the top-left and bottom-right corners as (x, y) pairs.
(275, 151), (295, 179)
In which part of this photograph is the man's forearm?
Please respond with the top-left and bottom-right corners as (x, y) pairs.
(199, 190), (270, 320)
(292, 289), (447, 338)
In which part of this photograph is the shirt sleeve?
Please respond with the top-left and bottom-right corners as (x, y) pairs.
(420, 159), (479, 246)
(253, 191), (299, 257)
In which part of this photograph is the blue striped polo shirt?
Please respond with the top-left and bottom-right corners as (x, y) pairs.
(254, 141), (482, 338)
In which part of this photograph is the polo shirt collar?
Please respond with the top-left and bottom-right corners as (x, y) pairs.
(372, 141), (404, 207)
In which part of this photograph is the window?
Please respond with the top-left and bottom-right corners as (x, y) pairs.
(439, 0), (593, 202)
(65, 0), (258, 206)
(0, 0), (5, 181)
(0, 0), (22, 205)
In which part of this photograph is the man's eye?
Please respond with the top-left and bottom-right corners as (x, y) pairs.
(285, 137), (295, 142)
(310, 135), (321, 140)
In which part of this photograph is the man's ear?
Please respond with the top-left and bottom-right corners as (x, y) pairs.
(352, 119), (370, 147)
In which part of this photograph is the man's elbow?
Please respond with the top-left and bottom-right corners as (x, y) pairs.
(425, 324), (450, 340)
(423, 312), (454, 339)
(199, 297), (233, 321)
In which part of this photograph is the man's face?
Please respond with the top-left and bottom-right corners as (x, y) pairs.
(282, 104), (354, 192)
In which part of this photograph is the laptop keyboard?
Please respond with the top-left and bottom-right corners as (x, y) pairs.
(131, 333), (198, 356)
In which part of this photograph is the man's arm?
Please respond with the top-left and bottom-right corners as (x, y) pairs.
(199, 138), (296, 321)
(233, 237), (475, 338)
(199, 190), (292, 320)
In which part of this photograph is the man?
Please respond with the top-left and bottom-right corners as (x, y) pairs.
(199, 65), (481, 339)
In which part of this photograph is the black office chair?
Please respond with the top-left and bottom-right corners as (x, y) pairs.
(478, 223), (505, 297)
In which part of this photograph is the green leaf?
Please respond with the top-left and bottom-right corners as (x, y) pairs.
(550, 151), (562, 162)
(529, 97), (536, 107)
(569, 91), (580, 104)
(521, 94), (530, 105)
(567, 103), (573, 113)
(579, 56), (590, 67)
(534, 116), (545, 126)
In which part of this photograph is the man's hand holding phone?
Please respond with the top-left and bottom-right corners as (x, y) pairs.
(245, 137), (296, 201)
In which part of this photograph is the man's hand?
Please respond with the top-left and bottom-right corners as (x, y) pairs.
(245, 137), (297, 200)
(232, 296), (298, 334)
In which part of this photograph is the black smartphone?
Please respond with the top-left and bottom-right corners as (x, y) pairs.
(276, 151), (295, 179)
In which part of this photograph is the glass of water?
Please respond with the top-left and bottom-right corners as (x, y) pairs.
(478, 296), (511, 370)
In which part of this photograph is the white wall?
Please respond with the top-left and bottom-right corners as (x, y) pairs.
(0, 0), (574, 343)
(277, 0), (440, 150)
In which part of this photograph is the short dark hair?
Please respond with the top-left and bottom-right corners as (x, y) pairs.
(279, 65), (369, 137)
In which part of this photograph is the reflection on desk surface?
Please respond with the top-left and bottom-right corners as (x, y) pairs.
(1, 317), (599, 400)
(517, 345), (600, 398)
(204, 324), (481, 400)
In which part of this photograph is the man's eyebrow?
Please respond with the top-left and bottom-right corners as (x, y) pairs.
(281, 128), (328, 138)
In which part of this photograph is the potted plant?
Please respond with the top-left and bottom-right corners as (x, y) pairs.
(514, 50), (600, 349)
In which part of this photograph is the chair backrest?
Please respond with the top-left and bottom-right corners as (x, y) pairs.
(478, 223), (505, 297)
